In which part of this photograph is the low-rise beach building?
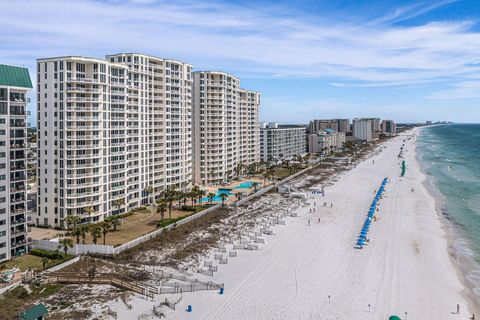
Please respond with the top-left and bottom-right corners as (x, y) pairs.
(308, 129), (345, 154)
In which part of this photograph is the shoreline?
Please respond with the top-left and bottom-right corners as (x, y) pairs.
(416, 127), (480, 314)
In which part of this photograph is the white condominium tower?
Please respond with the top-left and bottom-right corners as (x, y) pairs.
(192, 72), (260, 186)
(0, 64), (32, 262)
(106, 53), (193, 192)
(36, 54), (192, 228)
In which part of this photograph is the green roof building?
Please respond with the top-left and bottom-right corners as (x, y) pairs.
(18, 304), (48, 320)
(0, 64), (32, 89)
(0, 64), (32, 263)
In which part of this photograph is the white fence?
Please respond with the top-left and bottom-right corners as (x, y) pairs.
(31, 166), (318, 257)
(32, 204), (222, 257)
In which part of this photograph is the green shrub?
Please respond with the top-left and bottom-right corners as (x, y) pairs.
(30, 248), (62, 260)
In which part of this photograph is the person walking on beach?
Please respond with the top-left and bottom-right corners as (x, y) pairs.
(457, 304), (460, 314)
(331, 203), (333, 208)
(308, 219), (311, 226)
(318, 218), (321, 223)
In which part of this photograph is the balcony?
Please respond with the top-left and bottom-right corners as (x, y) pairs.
(66, 77), (99, 83)
(10, 218), (26, 226)
(66, 87), (101, 93)
(67, 153), (100, 160)
(66, 97), (101, 103)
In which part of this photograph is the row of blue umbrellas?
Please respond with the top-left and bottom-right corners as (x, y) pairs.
(355, 178), (388, 249)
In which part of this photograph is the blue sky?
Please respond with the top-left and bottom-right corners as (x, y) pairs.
(1, 0), (480, 124)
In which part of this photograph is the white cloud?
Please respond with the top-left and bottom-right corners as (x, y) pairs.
(426, 81), (480, 99)
(0, 0), (479, 89)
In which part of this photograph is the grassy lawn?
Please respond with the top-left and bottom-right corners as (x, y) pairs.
(0, 254), (68, 272)
(78, 206), (207, 247)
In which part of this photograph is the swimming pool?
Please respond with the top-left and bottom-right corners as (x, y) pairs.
(235, 181), (254, 189)
(201, 188), (233, 203)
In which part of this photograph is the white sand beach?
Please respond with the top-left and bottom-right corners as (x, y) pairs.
(114, 129), (476, 319)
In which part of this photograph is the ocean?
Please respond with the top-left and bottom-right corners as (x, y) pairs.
(417, 124), (480, 302)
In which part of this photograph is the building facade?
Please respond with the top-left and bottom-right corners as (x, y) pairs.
(352, 119), (373, 141)
(381, 120), (396, 135)
(308, 119), (350, 134)
(308, 129), (345, 154)
(192, 71), (260, 185)
(260, 123), (306, 162)
(0, 64), (32, 262)
(36, 54), (193, 228)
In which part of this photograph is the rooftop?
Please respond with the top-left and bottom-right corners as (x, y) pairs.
(0, 64), (32, 89)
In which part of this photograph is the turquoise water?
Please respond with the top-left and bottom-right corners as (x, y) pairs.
(201, 188), (233, 203)
(202, 181), (254, 202)
(235, 181), (254, 189)
(417, 124), (480, 299)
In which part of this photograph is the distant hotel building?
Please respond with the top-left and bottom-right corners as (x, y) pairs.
(308, 129), (345, 154)
(352, 118), (373, 141)
(192, 71), (260, 185)
(308, 119), (350, 133)
(260, 122), (306, 162)
(0, 64), (32, 262)
(36, 54), (192, 228)
(381, 120), (396, 135)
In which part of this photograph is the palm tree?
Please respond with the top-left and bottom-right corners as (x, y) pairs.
(144, 185), (153, 205)
(219, 193), (228, 208)
(80, 225), (89, 244)
(252, 182), (259, 192)
(106, 215), (120, 232)
(113, 198), (125, 210)
(89, 225), (102, 245)
(197, 189), (206, 206)
(57, 238), (74, 259)
(41, 257), (49, 270)
(100, 221), (112, 245)
(207, 192), (216, 204)
(84, 206), (95, 224)
(156, 200), (167, 221)
(64, 215), (81, 231)
(73, 226), (82, 244)
(164, 188), (178, 220)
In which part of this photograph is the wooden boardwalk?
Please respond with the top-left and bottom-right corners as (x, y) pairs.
(46, 272), (155, 298)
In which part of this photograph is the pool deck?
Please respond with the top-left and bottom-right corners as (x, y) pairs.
(202, 177), (268, 204)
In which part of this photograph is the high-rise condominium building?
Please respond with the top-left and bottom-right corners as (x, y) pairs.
(352, 118), (373, 141)
(192, 71), (260, 186)
(36, 54), (192, 228)
(308, 119), (337, 133)
(381, 120), (396, 135)
(106, 53), (193, 192)
(0, 64), (32, 262)
(336, 119), (351, 133)
(260, 122), (306, 162)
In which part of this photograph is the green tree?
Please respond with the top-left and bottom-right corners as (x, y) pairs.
(207, 192), (216, 204)
(73, 226), (82, 244)
(164, 189), (178, 220)
(80, 225), (89, 244)
(219, 193), (228, 208)
(156, 201), (167, 221)
(100, 221), (112, 245)
(89, 225), (102, 245)
(106, 215), (120, 232)
(64, 215), (81, 231)
(42, 257), (49, 270)
(57, 238), (74, 259)
(84, 206), (95, 224)
(252, 182), (259, 192)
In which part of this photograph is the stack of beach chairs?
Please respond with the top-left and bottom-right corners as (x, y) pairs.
(355, 178), (388, 249)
